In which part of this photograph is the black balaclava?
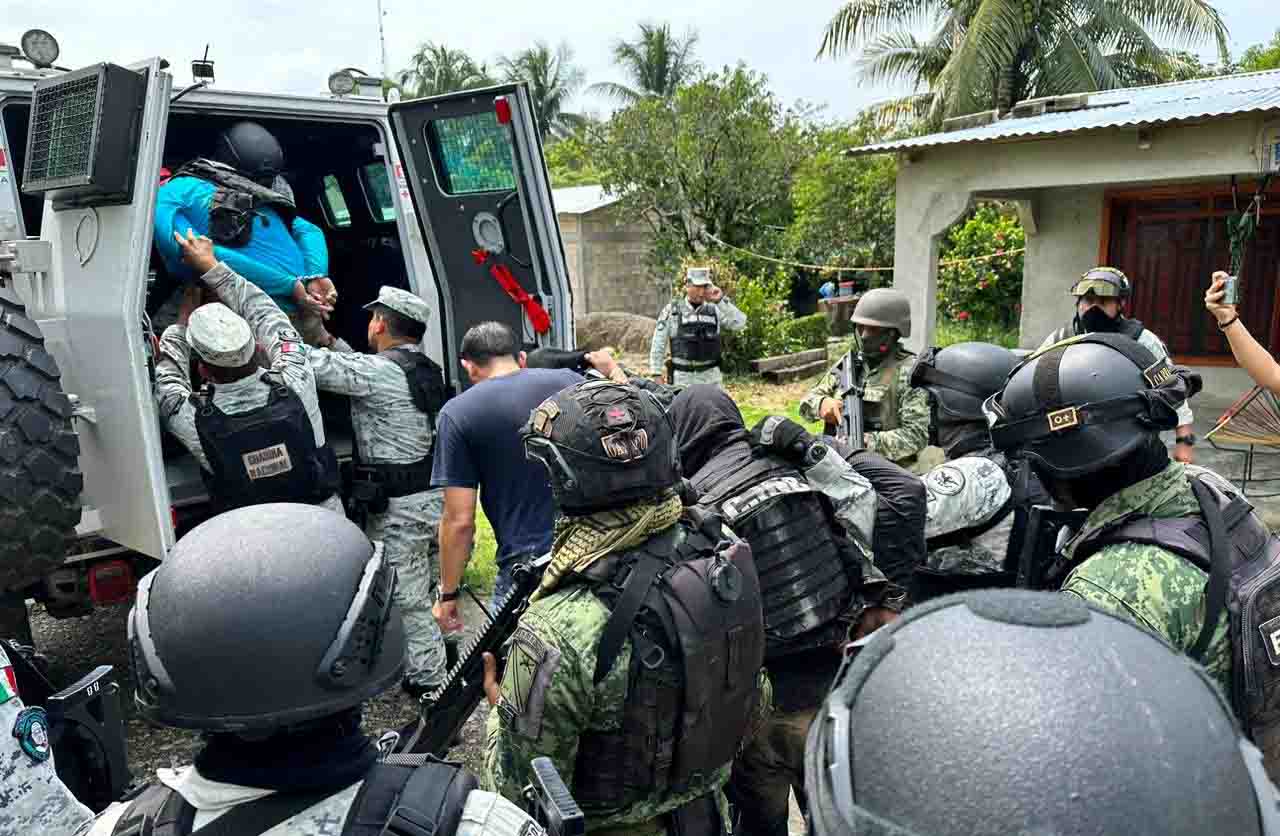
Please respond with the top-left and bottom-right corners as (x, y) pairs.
(1041, 435), (1170, 512)
(670, 384), (749, 476)
(1078, 304), (1122, 334)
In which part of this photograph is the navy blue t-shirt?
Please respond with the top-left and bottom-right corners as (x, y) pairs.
(431, 367), (582, 562)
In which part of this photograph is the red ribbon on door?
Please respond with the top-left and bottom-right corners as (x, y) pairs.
(472, 249), (551, 335)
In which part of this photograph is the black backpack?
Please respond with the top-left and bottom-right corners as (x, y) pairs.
(1073, 475), (1280, 782)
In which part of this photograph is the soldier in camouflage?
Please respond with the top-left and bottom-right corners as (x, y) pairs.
(155, 230), (342, 514)
(310, 286), (448, 698)
(0, 643), (92, 836)
(1040, 267), (1195, 463)
(78, 504), (546, 836)
(649, 267), (747, 387)
(484, 380), (769, 836)
(986, 334), (1231, 691)
(909, 342), (1049, 599)
(798, 288), (934, 472)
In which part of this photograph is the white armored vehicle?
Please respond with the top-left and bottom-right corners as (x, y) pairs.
(0, 31), (574, 638)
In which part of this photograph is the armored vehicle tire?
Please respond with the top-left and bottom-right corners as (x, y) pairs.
(0, 287), (82, 593)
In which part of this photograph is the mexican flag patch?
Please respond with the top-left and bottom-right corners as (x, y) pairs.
(0, 655), (17, 705)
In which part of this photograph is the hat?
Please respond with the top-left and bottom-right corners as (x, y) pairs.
(685, 267), (712, 287)
(187, 303), (255, 368)
(364, 286), (430, 324)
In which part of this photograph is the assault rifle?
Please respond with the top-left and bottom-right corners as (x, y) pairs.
(827, 350), (865, 449)
(396, 553), (552, 756)
(4, 641), (133, 812)
(525, 756), (586, 836)
(1014, 505), (1089, 590)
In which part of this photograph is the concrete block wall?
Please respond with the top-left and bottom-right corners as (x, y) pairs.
(557, 206), (661, 318)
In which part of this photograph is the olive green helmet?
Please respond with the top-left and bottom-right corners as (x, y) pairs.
(1069, 266), (1132, 299)
(850, 288), (912, 338)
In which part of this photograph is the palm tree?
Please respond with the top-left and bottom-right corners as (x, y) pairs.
(817, 0), (1231, 125)
(499, 42), (587, 140)
(589, 22), (702, 104)
(396, 42), (494, 99)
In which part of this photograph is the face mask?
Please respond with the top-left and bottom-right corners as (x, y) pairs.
(857, 330), (896, 361)
(1079, 304), (1121, 334)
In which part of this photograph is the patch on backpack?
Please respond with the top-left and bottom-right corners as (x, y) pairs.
(1259, 615), (1280, 667)
(242, 443), (293, 480)
(926, 465), (966, 497)
(497, 626), (562, 739)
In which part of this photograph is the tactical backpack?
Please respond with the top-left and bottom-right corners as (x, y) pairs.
(175, 159), (298, 247)
(1071, 475), (1280, 782)
(379, 348), (448, 420)
(571, 511), (765, 816)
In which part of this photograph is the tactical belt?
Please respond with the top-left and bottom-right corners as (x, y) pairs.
(356, 458), (435, 498)
(671, 358), (721, 372)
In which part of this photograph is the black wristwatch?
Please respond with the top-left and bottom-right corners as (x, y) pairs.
(436, 585), (459, 603)
(1176, 434), (1197, 447)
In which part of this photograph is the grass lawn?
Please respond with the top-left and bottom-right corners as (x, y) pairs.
(460, 370), (827, 592)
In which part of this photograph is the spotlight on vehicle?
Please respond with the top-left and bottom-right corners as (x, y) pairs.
(20, 29), (59, 69)
(328, 69), (357, 97)
(192, 45), (215, 84)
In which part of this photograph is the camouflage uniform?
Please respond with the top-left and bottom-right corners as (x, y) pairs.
(922, 454), (1016, 576)
(310, 341), (446, 691)
(1058, 461), (1232, 691)
(80, 767), (539, 836)
(0, 645), (92, 836)
(649, 297), (747, 387)
(154, 261), (343, 514)
(1040, 324), (1194, 427)
(799, 348), (934, 471)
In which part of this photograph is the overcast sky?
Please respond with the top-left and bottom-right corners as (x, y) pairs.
(8, 0), (1280, 121)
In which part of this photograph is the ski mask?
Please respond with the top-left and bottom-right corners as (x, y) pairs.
(857, 328), (897, 363)
(1078, 304), (1122, 334)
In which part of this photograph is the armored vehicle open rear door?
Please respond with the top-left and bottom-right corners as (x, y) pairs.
(388, 84), (574, 389)
(17, 59), (173, 559)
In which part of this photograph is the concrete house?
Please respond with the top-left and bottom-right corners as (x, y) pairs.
(554, 185), (659, 319)
(850, 70), (1280, 403)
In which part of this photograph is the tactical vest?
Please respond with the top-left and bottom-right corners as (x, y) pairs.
(691, 450), (863, 659)
(175, 158), (298, 248)
(862, 348), (913, 433)
(571, 512), (764, 811)
(194, 373), (340, 512)
(1069, 476), (1280, 783)
(670, 304), (722, 371)
(109, 756), (476, 836)
(1053, 315), (1145, 344)
(353, 349), (450, 500)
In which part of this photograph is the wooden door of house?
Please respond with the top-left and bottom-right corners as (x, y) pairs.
(1105, 182), (1280, 359)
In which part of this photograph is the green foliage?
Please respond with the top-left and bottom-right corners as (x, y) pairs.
(463, 509), (498, 591)
(720, 267), (797, 373)
(781, 313), (831, 350)
(500, 42), (586, 141)
(593, 65), (811, 280)
(1240, 31), (1280, 73)
(588, 22), (702, 104)
(395, 42), (493, 98)
(545, 134), (601, 187)
(818, 0), (1231, 124)
(937, 204), (1025, 329)
(785, 117), (897, 285)
(935, 320), (1021, 349)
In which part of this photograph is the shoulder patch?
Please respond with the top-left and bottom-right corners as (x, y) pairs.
(926, 464), (966, 496)
(0, 646), (17, 705)
(497, 626), (562, 740)
(12, 706), (50, 762)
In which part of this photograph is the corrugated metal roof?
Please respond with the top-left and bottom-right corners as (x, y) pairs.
(848, 69), (1280, 156)
(552, 184), (617, 215)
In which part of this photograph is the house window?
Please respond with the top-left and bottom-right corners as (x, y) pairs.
(320, 174), (352, 227)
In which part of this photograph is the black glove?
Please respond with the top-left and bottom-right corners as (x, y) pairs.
(749, 415), (818, 462)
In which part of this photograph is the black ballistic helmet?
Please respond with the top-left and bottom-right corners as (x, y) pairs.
(522, 379), (679, 514)
(985, 333), (1199, 479)
(911, 341), (1018, 424)
(214, 121), (285, 182)
(805, 589), (1280, 836)
(128, 503), (404, 732)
